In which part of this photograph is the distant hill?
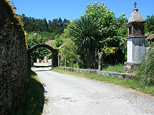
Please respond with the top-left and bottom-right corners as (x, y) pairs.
(21, 14), (70, 41)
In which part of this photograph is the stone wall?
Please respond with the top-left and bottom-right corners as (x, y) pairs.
(59, 67), (136, 79)
(0, 1), (28, 115)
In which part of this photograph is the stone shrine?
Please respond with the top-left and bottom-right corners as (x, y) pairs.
(124, 2), (145, 72)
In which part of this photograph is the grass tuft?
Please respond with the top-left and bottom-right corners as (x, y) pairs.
(136, 43), (154, 86)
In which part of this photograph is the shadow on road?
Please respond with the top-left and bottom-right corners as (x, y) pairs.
(34, 69), (52, 72)
(34, 65), (50, 68)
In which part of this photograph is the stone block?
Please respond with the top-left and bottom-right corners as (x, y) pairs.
(124, 62), (140, 73)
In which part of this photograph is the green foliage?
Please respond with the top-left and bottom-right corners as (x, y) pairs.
(59, 38), (78, 66)
(136, 43), (154, 86)
(27, 32), (50, 61)
(69, 15), (101, 53)
(52, 2), (128, 68)
(145, 15), (154, 33)
(86, 2), (127, 40)
(51, 35), (64, 48)
(86, 2), (127, 58)
(68, 2), (127, 67)
(86, 2), (127, 46)
(39, 31), (56, 41)
(11, 69), (44, 115)
(21, 14), (70, 34)
(69, 15), (101, 68)
(86, 2), (116, 38)
(50, 29), (78, 66)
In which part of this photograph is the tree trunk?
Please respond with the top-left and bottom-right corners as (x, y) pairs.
(85, 50), (96, 69)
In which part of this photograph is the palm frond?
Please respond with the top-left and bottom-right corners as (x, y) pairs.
(69, 15), (101, 52)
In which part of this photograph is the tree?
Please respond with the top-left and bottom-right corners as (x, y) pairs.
(59, 38), (77, 67)
(63, 18), (70, 27)
(50, 29), (77, 67)
(85, 2), (127, 64)
(145, 15), (154, 33)
(48, 20), (54, 32)
(43, 18), (48, 31)
(68, 2), (128, 68)
(86, 2), (117, 39)
(69, 15), (101, 68)
(58, 17), (63, 27)
(20, 15), (70, 34)
(86, 2), (127, 44)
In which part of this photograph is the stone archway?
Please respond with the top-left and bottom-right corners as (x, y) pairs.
(28, 44), (58, 67)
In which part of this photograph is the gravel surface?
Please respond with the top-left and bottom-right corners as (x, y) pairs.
(32, 65), (154, 115)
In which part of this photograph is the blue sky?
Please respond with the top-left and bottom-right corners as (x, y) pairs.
(11, 0), (154, 21)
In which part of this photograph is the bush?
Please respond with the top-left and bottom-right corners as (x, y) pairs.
(136, 43), (154, 86)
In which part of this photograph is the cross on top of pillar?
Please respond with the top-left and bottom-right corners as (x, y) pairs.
(134, 1), (137, 8)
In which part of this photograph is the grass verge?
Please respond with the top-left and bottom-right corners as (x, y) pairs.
(11, 69), (45, 115)
(52, 67), (154, 96)
(103, 63), (124, 72)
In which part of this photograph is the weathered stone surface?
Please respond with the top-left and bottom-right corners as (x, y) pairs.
(127, 38), (145, 63)
(124, 62), (140, 73)
(0, 1), (28, 114)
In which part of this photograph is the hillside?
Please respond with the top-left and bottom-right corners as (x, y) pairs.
(28, 32), (56, 44)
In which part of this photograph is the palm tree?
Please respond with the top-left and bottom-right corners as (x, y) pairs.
(69, 15), (101, 68)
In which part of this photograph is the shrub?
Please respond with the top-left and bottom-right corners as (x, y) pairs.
(136, 43), (154, 86)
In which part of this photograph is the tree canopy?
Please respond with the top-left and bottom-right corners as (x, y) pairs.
(145, 15), (154, 33)
(21, 14), (70, 34)
(69, 15), (101, 68)
(66, 2), (127, 68)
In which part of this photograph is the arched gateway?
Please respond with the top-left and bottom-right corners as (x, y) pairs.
(28, 44), (58, 67)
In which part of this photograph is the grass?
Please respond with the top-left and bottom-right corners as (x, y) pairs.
(136, 43), (154, 86)
(11, 69), (45, 115)
(103, 63), (124, 72)
(52, 67), (154, 96)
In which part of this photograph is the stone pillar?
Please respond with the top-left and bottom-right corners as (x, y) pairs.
(98, 53), (103, 72)
(125, 38), (145, 73)
(65, 59), (67, 67)
(77, 55), (81, 69)
(58, 56), (61, 66)
(124, 3), (145, 73)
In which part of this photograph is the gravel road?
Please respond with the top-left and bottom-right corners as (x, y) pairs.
(32, 65), (154, 115)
